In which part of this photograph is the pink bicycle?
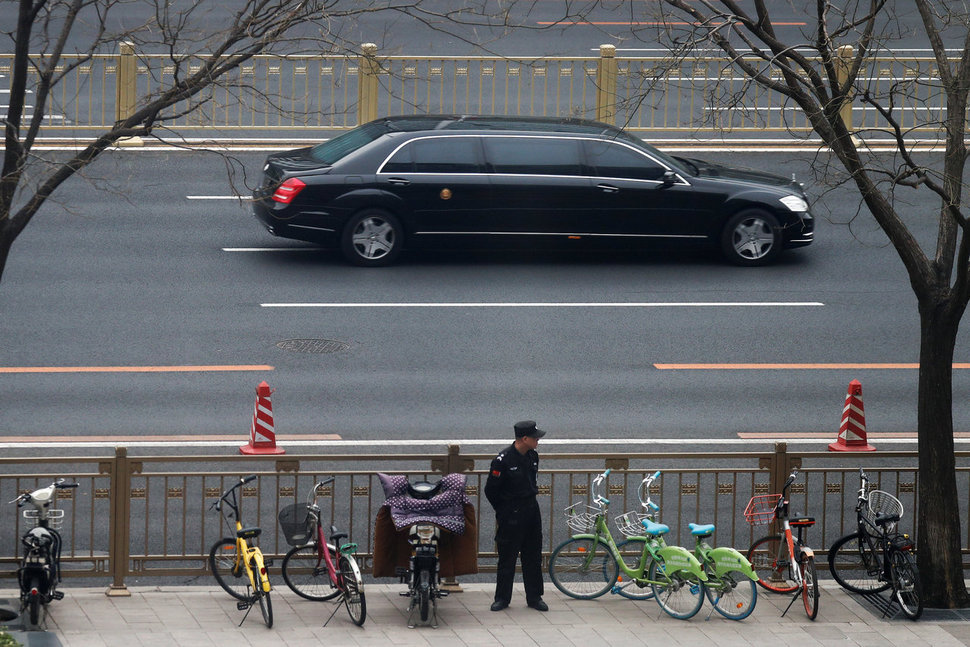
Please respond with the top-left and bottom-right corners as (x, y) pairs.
(279, 477), (366, 626)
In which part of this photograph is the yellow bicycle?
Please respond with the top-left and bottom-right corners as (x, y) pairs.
(208, 475), (273, 627)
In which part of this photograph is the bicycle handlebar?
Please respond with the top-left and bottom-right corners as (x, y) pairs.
(214, 475), (258, 515)
(638, 470), (662, 511)
(858, 467), (870, 499)
(591, 469), (611, 506)
(305, 477), (336, 505)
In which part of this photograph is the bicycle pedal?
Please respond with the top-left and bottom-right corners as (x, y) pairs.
(263, 559), (274, 567)
(438, 590), (449, 597)
(399, 590), (411, 597)
(236, 601), (251, 611)
(51, 591), (64, 601)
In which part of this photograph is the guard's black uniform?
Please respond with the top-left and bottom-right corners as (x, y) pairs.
(484, 443), (544, 606)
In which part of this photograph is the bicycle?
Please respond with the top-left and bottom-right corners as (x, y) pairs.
(745, 467), (819, 620)
(827, 468), (922, 619)
(548, 469), (709, 620)
(278, 477), (366, 627)
(686, 521), (759, 620)
(9, 478), (78, 629)
(208, 475), (274, 628)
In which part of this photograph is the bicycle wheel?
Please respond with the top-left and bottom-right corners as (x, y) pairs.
(747, 535), (798, 593)
(827, 532), (889, 594)
(614, 539), (655, 600)
(209, 538), (252, 601)
(548, 537), (618, 599)
(339, 554), (367, 626)
(249, 558), (273, 629)
(800, 555), (819, 620)
(889, 549), (922, 620)
(704, 570), (757, 620)
(648, 556), (704, 620)
(282, 543), (341, 601)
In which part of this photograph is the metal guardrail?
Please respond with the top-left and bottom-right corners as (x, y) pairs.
(1, 43), (960, 135)
(0, 443), (960, 595)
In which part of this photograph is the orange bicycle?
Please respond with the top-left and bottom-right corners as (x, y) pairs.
(745, 468), (819, 620)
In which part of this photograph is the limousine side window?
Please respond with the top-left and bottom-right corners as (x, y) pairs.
(483, 136), (584, 176)
(382, 137), (482, 173)
(585, 140), (667, 181)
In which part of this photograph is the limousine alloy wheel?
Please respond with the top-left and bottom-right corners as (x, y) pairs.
(721, 209), (782, 266)
(342, 209), (403, 267)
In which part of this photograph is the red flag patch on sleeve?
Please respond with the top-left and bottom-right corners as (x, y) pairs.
(491, 469), (501, 476)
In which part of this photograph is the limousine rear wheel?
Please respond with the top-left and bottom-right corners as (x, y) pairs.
(721, 209), (781, 266)
(341, 209), (403, 267)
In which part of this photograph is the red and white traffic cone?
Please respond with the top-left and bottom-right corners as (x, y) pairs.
(828, 379), (875, 452)
(240, 380), (285, 455)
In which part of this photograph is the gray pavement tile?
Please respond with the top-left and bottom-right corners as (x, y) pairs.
(803, 624), (849, 640)
(942, 626), (970, 646)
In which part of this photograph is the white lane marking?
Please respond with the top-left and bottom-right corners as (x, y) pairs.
(260, 302), (825, 308)
(0, 437), (932, 449)
(187, 196), (244, 200)
(223, 247), (323, 252)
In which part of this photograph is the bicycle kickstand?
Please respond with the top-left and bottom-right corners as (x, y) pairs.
(322, 598), (343, 627)
(236, 596), (255, 626)
(781, 588), (800, 617)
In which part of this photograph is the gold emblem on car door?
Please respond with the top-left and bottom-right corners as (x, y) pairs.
(439, 188), (452, 200)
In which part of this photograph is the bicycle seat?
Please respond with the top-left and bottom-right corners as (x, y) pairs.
(641, 519), (670, 536)
(790, 517), (815, 527)
(237, 527), (262, 539)
(331, 531), (348, 544)
(875, 512), (900, 527)
(688, 523), (716, 537)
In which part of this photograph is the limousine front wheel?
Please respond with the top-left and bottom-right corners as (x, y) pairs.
(342, 209), (403, 267)
(721, 209), (781, 266)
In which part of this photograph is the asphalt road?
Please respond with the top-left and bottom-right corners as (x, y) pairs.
(37, 0), (939, 56)
(1, 147), (966, 447)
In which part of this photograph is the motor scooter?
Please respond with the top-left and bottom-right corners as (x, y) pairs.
(373, 473), (477, 628)
(9, 478), (78, 629)
(400, 479), (447, 627)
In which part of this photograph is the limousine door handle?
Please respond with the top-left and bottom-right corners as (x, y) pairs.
(597, 184), (619, 194)
(387, 177), (411, 186)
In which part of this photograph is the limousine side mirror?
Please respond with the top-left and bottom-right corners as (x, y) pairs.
(661, 170), (677, 187)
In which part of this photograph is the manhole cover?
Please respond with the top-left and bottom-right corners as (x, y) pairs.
(276, 339), (350, 354)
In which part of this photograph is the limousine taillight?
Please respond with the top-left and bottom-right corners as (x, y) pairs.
(271, 178), (306, 204)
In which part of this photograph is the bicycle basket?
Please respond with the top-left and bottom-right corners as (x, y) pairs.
(277, 503), (312, 546)
(866, 490), (903, 533)
(22, 509), (64, 529)
(743, 494), (782, 526)
(614, 511), (652, 538)
(564, 502), (600, 533)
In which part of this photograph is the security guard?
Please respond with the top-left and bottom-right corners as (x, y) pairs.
(485, 420), (548, 612)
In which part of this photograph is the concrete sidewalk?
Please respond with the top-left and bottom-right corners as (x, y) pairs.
(2, 582), (970, 647)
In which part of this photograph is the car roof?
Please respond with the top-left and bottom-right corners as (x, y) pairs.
(370, 114), (638, 141)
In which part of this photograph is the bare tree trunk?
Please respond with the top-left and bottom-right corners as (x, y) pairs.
(917, 300), (970, 607)
(0, 229), (9, 284)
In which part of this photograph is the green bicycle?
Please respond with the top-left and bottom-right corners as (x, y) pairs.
(686, 522), (759, 620)
(548, 469), (709, 619)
